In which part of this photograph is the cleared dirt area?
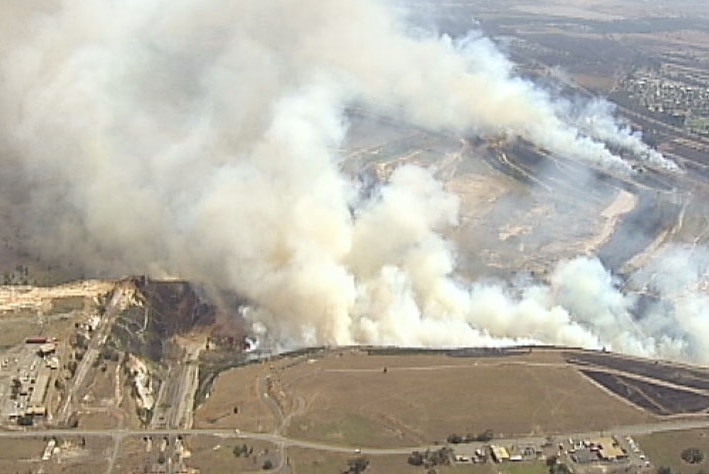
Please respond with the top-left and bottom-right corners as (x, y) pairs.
(0, 281), (112, 314)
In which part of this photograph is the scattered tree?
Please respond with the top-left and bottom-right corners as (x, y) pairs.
(408, 451), (424, 466)
(233, 444), (252, 458)
(343, 456), (370, 473)
(681, 447), (704, 464)
(67, 413), (79, 429)
(67, 360), (78, 377)
(475, 429), (494, 442)
(17, 415), (33, 427)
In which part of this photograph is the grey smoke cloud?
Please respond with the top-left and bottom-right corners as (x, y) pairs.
(0, 0), (700, 362)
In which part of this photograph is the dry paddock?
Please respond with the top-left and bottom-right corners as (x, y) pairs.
(196, 349), (655, 449)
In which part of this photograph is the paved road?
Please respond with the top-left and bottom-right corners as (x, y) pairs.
(4, 418), (709, 455)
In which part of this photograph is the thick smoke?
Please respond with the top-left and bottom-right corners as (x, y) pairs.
(0, 1), (700, 362)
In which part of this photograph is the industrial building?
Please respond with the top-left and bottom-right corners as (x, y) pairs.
(591, 437), (627, 461)
(490, 445), (511, 463)
(27, 367), (50, 417)
(595, 438), (627, 461)
(37, 342), (56, 357)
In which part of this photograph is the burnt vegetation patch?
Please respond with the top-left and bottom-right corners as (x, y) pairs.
(111, 278), (217, 362)
(135, 278), (216, 335)
(567, 351), (709, 391)
(579, 369), (709, 416)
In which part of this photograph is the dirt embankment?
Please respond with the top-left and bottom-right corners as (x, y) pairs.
(0, 280), (114, 314)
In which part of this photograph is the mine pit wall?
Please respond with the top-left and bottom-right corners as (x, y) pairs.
(110, 278), (216, 363)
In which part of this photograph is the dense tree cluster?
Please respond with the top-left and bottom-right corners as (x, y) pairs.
(408, 447), (454, 468)
(232, 444), (253, 458)
(446, 429), (494, 444)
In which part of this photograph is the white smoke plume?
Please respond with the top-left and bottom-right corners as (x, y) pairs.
(566, 98), (678, 171)
(0, 1), (698, 361)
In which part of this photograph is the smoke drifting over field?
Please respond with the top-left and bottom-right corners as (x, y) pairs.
(0, 1), (703, 362)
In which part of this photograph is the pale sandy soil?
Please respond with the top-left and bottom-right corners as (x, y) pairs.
(585, 189), (638, 254)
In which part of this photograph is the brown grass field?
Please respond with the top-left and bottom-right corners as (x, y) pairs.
(0, 436), (112, 474)
(77, 410), (120, 430)
(0, 309), (82, 348)
(111, 436), (148, 474)
(186, 435), (278, 473)
(0, 437), (46, 473)
(194, 361), (276, 432)
(0, 318), (41, 347)
(288, 447), (550, 474)
(635, 429), (709, 473)
(195, 349), (656, 451)
(279, 350), (654, 447)
(117, 387), (147, 430)
(85, 360), (119, 401)
(288, 448), (419, 474)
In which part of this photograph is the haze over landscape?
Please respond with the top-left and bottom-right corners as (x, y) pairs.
(0, 0), (708, 364)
